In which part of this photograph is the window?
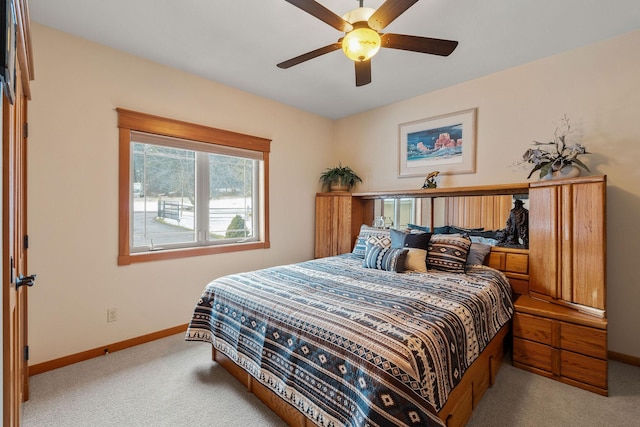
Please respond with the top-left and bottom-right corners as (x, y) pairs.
(118, 109), (270, 265)
(380, 198), (416, 228)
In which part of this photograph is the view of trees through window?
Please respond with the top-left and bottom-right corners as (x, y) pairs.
(382, 198), (415, 228)
(131, 142), (256, 250)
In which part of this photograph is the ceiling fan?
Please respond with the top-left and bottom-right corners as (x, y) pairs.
(277, 0), (459, 87)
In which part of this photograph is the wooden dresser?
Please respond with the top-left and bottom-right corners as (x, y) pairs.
(514, 176), (607, 395)
(513, 295), (608, 395)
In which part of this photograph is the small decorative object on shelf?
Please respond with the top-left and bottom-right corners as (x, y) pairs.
(421, 171), (439, 189)
(372, 216), (385, 229)
(496, 199), (529, 248)
(372, 216), (395, 229)
(516, 115), (590, 180)
(319, 162), (362, 192)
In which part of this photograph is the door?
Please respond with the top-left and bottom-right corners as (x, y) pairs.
(528, 184), (560, 299)
(3, 52), (31, 426)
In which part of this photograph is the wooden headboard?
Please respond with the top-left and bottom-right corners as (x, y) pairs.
(350, 184), (531, 297)
(487, 246), (529, 295)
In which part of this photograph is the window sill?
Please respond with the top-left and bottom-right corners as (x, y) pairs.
(118, 241), (270, 266)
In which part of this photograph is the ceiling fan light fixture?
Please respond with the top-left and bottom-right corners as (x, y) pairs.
(341, 27), (381, 62)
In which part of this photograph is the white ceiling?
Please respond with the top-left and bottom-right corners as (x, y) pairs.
(29, 0), (640, 120)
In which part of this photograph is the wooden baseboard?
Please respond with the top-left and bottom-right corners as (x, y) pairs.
(609, 350), (640, 367)
(28, 324), (189, 376)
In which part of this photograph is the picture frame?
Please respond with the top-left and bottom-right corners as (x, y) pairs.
(398, 108), (477, 177)
(0, 0), (16, 105)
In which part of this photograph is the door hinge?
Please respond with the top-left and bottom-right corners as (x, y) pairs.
(23, 123), (28, 138)
(24, 346), (29, 361)
(23, 234), (28, 249)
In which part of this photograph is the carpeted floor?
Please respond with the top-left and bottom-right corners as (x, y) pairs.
(22, 333), (640, 426)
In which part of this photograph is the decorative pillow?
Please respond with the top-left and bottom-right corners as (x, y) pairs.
(466, 242), (492, 265)
(407, 224), (450, 234)
(404, 248), (428, 272)
(352, 225), (391, 258)
(427, 233), (472, 273)
(390, 228), (408, 248)
(404, 231), (433, 250)
(391, 228), (432, 250)
(366, 233), (393, 248)
(448, 225), (485, 234)
(470, 236), (499, 246)
(452, 227), (500, 240)
(363, 242), (408, 272)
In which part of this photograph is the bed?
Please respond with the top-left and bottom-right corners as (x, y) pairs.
(186, 231), (514, 427)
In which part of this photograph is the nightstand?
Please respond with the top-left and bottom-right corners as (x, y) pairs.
(512, 295), (608, 396)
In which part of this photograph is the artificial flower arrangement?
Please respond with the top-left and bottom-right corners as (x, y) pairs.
(519, 115), (590, 179)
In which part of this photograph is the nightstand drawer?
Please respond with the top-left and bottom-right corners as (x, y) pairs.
(505, 253), (528, 274)
(561, 322), (607, 359)
(488, 252), (529, 275)
(561, 350), (607, 389)
(513, 337), (553, 372)
(513, 312), (552, 345)
(508, 277), (529, 295)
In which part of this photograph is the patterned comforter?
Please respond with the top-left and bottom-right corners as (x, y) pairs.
(186, 254), (513, 427)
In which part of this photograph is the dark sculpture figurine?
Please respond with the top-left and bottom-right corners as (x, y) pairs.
(499, 199), (529, 248)
(422, 171), (439, 189)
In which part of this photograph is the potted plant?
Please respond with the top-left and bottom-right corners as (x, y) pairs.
(517, 115), (590, 180)
(319, 163), (362, 192)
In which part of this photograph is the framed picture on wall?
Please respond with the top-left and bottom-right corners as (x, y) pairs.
(0, 0), (16, 105)
(398, 108), (477, 177)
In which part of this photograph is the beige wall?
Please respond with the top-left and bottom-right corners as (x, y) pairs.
(334, 30), (640, 358)
(27, 24), (334, 364)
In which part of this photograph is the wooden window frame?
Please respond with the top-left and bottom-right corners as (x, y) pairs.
(117, 108), (270, 265)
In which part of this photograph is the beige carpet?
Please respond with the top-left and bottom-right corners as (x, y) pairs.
(23, 333), (640, 426)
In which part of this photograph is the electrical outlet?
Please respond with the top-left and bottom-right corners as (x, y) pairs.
(107, 308), (117, 323)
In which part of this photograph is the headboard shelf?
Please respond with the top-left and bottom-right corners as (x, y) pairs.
(352, 182), (530, 199)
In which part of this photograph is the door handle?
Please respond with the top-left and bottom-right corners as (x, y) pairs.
(16, 274), (36, 290)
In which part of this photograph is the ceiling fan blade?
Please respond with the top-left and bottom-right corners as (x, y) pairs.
(368, 0), (419, 31)
(285, 0), (353, 32)
(355, 60), (372, 87)
(381, 33), (458, 56)
(277, 43), (342, 69)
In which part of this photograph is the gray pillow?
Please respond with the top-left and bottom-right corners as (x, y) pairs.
(466, 242), (492, 265)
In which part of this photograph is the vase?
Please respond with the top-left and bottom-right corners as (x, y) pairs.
(329, 183), (349, 192)
(541, 165), (582, 181)
(372, 216), (385, 228)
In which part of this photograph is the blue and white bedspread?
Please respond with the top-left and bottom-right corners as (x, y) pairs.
(186, 254), (513, 427)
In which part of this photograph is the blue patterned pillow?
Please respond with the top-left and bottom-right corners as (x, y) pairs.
(363, 241), (408, 272)
(352, 225), (391, 258)
(427, 233), (471, 273)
